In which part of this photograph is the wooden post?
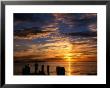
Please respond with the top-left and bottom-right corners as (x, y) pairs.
(47, 65), (50, 75)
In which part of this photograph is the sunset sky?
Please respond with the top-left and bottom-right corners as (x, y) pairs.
(14, 13), (97, 62)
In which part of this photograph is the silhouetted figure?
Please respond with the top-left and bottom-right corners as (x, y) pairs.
(35, 63), (38, 74)
(41, 65), (45, 75)
(22, 64), (30, 75)
(56, 66), (65, 75)
(47, 65), (50, 75)
(38, 65), (45, 75)
(22, 66), (25, 75)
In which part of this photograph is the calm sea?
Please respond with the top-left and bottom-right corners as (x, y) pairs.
(14, 61), (97, 75)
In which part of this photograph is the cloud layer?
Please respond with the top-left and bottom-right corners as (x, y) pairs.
(14, 13), (97, 62)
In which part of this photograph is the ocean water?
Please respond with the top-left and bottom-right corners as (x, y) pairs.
(14, 61), (97, 75)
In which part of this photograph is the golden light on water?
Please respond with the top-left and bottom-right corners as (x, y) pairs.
(63, 41), (73, 76)
(64, 53), (72, 76)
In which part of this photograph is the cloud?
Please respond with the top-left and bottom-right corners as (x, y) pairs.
(14, 13), (97, 62)
(88, 23), (97, 32)
(14, 27), (49, 37)
(63, 31), (97, 37)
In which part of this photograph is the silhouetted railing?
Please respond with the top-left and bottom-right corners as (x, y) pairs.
(22, 63), (65, 75)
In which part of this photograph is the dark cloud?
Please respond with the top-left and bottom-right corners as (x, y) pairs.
(14, 13), (54, 22)
(63, 31), (97, 37)
(14, 13), (33, 21)
(14, 13), (55, 30)
(14, 13), (97, 34)
(14, 27), (50, 37)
